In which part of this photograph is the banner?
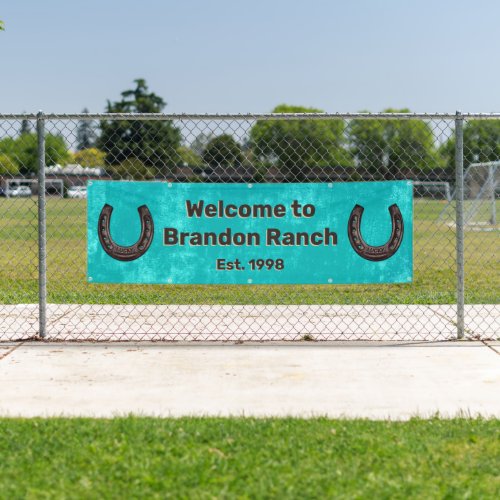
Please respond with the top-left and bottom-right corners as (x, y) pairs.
(87, 181), (413, 284)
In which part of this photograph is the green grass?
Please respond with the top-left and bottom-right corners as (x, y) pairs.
(0, 198), (498, 304)
(0, 417), (498, 498)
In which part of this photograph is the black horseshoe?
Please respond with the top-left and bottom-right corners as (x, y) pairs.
(348, 204), (404, 262)
(98, 204), (154, 261)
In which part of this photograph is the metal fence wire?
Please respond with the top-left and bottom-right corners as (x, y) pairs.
(0, 112), (498, 341)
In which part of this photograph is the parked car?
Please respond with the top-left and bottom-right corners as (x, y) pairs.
(67, 185), (87, 199)
(8, 185), (32, 197)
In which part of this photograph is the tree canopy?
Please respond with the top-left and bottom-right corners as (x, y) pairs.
(202, 134), (244, 170)
(0, 133), (71, 174)
(350, 109), (439, 177)
(440, 120), (500, 171)
(0, 153), (19, 176)
(249, 104), (350, 181)
(106, 158), (155, 180)
(97, 79), (181, 178)
(73, 148), (106, 167)
(177, 146), (203, 167)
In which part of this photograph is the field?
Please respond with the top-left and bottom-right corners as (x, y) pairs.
(0, 417), (498, 498)
(0, 198), (498, 305)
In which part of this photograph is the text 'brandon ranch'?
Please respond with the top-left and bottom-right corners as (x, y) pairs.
(163, 200), (338, 247)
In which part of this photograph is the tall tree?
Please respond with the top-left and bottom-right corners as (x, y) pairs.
(350, 109), (439, 178)
(97, 79), (181, 178)
(20, 117), (31, 135)
(76, 108), (97, 150)
(250, 104), (350, 181)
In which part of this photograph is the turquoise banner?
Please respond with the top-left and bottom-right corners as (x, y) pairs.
(87, 181), (413, 284)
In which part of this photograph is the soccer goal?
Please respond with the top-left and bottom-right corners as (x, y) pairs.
(413, 181), (452, 201)
(439, 162), (499, 229)
(45, 179), (64, 197)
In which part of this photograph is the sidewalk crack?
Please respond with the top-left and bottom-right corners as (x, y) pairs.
(0, 342), (24, 362)
(483, 341), (500, 356)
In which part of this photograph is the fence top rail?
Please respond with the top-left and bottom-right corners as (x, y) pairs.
(2, 111), (500, 121)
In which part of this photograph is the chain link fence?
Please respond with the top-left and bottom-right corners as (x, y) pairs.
(0, 112), (498, 341)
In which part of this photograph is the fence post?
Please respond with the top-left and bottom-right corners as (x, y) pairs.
(37, 111), (47, 338)
(455, 111), (465, 340)
(489, 165), (497, 226)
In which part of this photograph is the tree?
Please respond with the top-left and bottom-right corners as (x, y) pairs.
(177, 146), (203, 167)
(350, 109), (439, 178)
(97, 79), (181, 178)
(0, 20), (4, 31)
(202, 134), (243, 170)
(0, 133), (71, 174)
(0, 153), (19, 176)
(106, 158), (155, 180)
(76, 108), (97, 150)
(249, 104), (350, 181)
(20, 117), (31, 135)
(73, 147), (106, 167)
(191, 132), (214, 156)
(349, 116), (385, 174)
(440, 120), (500, 171)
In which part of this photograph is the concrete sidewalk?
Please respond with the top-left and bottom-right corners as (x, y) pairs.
(1, 304), (499, 341)
(1, 342), (499, 419)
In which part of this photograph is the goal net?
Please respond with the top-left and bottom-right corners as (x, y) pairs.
(413, 181), (452, 201)
(439, 162), (499, 229)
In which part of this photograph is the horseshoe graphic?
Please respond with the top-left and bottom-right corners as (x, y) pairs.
(98, 204), (154, 261)
(348, 204), (404, 261)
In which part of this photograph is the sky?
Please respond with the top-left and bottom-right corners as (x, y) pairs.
(2, 0), (500, 114)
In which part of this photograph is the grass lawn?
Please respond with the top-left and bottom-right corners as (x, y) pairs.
(0, 197), (498, 305)
(0, 417), (498, 498)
